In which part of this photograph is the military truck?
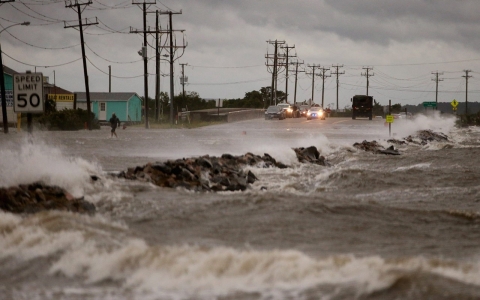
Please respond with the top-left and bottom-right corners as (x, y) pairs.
(351, 95), (373, 120)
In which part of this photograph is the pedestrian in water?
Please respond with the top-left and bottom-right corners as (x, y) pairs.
(109, 112), (120, 138)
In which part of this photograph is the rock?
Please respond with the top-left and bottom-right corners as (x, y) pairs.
(196, 157), (213, 169)
(378, 145), (401, 155)
(0, 182), (95, 215)
(293, 146), (329, 166)
(246, 170), (258, 184)
(354, 140), (400, 155)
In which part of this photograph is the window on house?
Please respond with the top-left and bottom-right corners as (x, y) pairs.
(100, 103), (106, 111)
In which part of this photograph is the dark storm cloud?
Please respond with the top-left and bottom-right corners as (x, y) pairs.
(174, 0), (480, 50)
(1, 0), (480, 103)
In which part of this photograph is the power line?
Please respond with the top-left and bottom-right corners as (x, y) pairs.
(84, 42), (141, 64)
(2, 51), (82, 67)
(189, 77), (270, 86)
(188, 64), (263, 69)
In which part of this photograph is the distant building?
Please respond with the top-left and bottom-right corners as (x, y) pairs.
(44, 79), (74, 111)
(75, 92), (142, 122)
(0, 66), (19, 125)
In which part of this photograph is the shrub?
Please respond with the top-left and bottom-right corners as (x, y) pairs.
(37, 108), (100, 130)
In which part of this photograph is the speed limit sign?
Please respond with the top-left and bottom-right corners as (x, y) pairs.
(13, 73), (44, 113)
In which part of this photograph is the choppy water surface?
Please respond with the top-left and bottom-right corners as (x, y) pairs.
(1, 115), (480, 300)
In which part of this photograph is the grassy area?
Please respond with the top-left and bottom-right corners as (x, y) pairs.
(130, 120), (226, 129)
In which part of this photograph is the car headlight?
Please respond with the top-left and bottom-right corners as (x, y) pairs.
(319, 111), (323, 115)
(287, 108), (292, 112)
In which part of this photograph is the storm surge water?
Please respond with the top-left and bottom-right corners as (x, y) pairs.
(1, 115), (480, 299)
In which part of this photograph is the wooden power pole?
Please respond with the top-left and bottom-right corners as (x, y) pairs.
(65, 0), (98, 130)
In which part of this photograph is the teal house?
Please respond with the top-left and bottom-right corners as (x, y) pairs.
(76, 92), (142, 122)
(0, 66), (19, 125)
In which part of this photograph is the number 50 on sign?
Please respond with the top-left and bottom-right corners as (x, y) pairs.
(13, 73), (44, 113)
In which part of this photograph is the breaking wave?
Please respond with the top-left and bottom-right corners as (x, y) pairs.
(3, 210), (480, 300)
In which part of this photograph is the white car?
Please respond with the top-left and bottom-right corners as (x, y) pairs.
(306, 107), (326, 120)
(277, 103), (294, 118)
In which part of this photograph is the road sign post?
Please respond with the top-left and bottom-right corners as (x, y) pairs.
(13, 72), (44, 133)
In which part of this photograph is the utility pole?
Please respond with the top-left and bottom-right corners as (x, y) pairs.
(131, 0), (155, 129)
(108, 65), (111, 93)
(290, 60), (304, 106)
(361, 67), (374, 96)
(318, 67), (331, 108)
(145, 9), (171, 122)
(266, 40), (285, 106)
(179, 62), (188, 111)
(65, 0), (98, 130)
(306, 64), (321, 107)
(331, 64), (344, 110)
(155, 10), (160, 122)
(462, 70), (472, 115)
(431, 71), (443, 109)
(280, 44), (296, 103)
(158, 10), (186, 124)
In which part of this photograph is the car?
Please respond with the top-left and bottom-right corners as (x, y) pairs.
(398, 112), (413, 119)
(265, 105), (286, 120)
(306, 107), (326, 120)
(277, 103), (294, 118)
(299, 105), (310, 117)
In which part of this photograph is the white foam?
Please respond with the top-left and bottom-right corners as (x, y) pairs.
(394, 163), (431, 171)
(391, 112), (456, 140)
(46, 241), (480, 299)
(0, 211), (128, 262)
(0, 138), (102, 197)
(3, 211), (480, 299)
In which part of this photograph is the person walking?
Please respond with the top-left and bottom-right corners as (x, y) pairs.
(109, 113), (120, 138)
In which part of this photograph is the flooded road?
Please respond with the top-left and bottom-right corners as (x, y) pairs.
(1, 114), (480, 299)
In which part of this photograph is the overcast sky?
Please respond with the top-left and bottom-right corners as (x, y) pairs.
(2, 0), (480, 109)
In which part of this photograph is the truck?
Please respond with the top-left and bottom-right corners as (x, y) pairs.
(351, 95), (373, 120)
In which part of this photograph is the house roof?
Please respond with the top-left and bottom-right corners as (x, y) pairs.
(45, 85), (73, 94)
(2, 66), (20, 76)
(75, 92), (141, 102)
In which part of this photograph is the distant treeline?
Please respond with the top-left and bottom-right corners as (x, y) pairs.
(402, 102), (480, 115)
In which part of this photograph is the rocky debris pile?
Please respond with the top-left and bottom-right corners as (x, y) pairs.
(353, 140), (400, 155)
(405, 130), (448, 145)
(0, 182), (96, 214)
(119, 147), (329, 192)
(387, 130), (449, 146)
(293, 146), (329, 166)
(118, 152), (283, 192)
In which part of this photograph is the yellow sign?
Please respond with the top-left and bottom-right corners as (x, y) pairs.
(386, 115), (394, 123)
(451, 99), (458, 108)
(48, 94), (74, 102)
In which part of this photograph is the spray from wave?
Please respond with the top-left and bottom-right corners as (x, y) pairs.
(0, 138), (102, 197)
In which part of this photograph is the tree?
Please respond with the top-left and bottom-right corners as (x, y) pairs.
(243, 90), (263, 108)
(373, 99), (384, 116)
(391, 103), (402, 113)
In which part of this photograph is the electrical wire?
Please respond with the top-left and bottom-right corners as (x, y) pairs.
(2, 29), (80, 50)
(188, 64), (264, 69)
(85, 55), (144, 79)
(84, 42), (142, 64)
(189, 77), (271, 86)
(2, 51), (82, 68)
